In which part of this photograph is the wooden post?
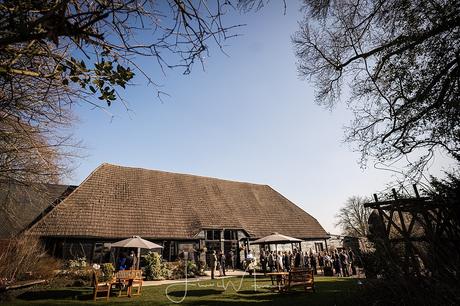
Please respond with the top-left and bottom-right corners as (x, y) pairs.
(51, 240), (57, 257)
(247, 238), (250, 254)
(220, 229), (224, 253)
(413, 184), (420, 198)
(168, 242), (172, 262)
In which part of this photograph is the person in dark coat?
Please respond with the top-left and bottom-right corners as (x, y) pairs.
(333, 252), (342, 276)
(318, 253), (324, 272)
(260, 250), (267, 275)
(210, 250), (217, 279)
(304, 251), (310, 268)
(288, 251), (293, 270)
(268, 251), (275, 272)
(310, 252), (317, 275)
(283, 252), (290, 272)
(118, 253), (127, 271)
(219, 251), (226, 276)
(125, 251), (137, 270)
(294, 249), (301, 268)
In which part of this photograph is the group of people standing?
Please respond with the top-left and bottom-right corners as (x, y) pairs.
(323, 249), (356, 277)
(258, 248), (356, 277)
(209, 250), (236, 279)
(259, 248), (305, 274)
(117, 250), (138, 271)
(208, 247), (357, 279)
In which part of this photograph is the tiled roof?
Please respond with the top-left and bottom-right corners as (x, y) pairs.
(0, 181), (75, 239)
(28, 164), (329, 240)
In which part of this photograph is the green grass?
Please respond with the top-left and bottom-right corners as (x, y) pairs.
(4, 276), (363, 306)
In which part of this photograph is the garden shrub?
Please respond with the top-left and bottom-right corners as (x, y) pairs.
(100, 263), (114, 282)
(53, 257), (92, 287)
(358, 251), (387, 278)
(170, 259), (201, 279)
(197, 259), (207, 275)
(143, 252), (170, 280)
(66, 257), (87, 270)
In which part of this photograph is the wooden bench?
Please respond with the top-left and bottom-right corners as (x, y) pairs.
(113, 270), (143, 297)
(285, 268), (315, 293)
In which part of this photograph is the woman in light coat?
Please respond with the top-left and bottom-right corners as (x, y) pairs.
(276, 251), (284, 272)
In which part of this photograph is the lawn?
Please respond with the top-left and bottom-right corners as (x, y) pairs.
(4, 276), (364, 306)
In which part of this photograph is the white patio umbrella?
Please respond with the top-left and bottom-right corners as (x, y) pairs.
(111, 235), (163, 269)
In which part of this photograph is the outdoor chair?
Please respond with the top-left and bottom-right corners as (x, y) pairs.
(91, 270), (114, 301)
(130, 270), (143, 296)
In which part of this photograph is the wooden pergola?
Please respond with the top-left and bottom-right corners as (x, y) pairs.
(365, 185), (460, 277)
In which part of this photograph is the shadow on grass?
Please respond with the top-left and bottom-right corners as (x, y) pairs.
(167, 288), (225, 297)
(17, 288), (92, 301)
(236, 290), (266, 295)
(10, 276), (363, 306)
(316, 277), (358, 293)
(171, 278), (360, 305)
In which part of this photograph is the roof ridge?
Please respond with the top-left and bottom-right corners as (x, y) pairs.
(101, 163), (269, 187)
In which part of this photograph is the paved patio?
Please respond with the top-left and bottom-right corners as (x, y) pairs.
(143, 270), (263, 286)
(142, 267), (365, 287)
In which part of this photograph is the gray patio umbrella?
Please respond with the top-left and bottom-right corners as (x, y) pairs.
(251, 232), (303, 254)
(111, 236), (163, 269)
(251, 232), (302, 244)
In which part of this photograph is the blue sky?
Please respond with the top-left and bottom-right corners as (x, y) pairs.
(69, 2), (455, 233)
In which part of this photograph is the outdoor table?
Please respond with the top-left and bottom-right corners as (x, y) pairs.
(266, 272), (289, 292)
(114, 271), (139, 297)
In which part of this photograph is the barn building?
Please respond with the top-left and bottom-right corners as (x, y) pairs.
(21, 164), (329, 265)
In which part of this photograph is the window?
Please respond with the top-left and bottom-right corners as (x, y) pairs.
(315, 242), (324, 253)
(206, 230), (221, 241)
(93, 243), (104, 264)
(224, 230), (237, 240)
